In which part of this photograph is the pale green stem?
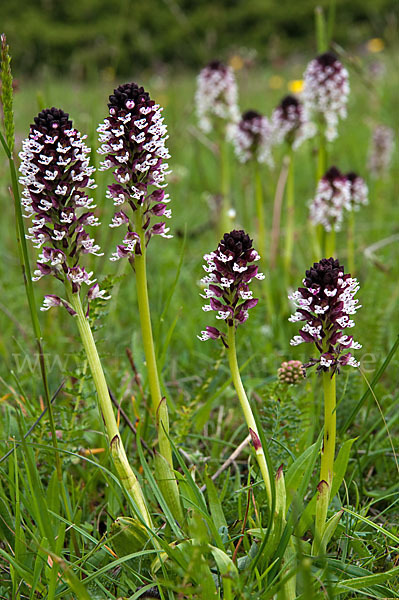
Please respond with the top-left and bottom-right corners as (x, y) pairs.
(254, 162), (274, 318)
(325, 228), (336, 258)
(219, 136), (232, 237)
(314, 129), (327, 260)
(255, 162), (266, 263)
(314, 361), (337, 554)
(320, 370), (336, 488)
(226, 325), (272, 505)
(131, 213), (183, 523)
(347, 209), (355, 274)
(283, 149), (294, 281)
(67, 289), (152, 527)
(315, 5), (328, 53)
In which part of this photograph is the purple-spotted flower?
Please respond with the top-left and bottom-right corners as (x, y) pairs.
(195, 60), (239, 135)
(303, 52), (349, 142)
(288, 258), (361, 373)
(346, 172), (368, 210)
(367, 125), (395, 178)
(97, 83), (172, 261)
(271, 95), (316, 149)
(309, 166), (351, 232)
(198, 230), (264, 343)
(231, 110), (273, 165)
(277, 360), (305, 384)
(18, 107), (107, 313)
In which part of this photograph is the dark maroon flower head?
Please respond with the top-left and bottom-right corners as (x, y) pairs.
(233, 109), (272, 163)
(206, 60), (228, 73)
(289, 258), (361, 373)
(271, 95), (315, 147)
(317, 52), (339, 68)
(33, 108), (73, 133)
(280, 95), (300, 115)
(198, 230), (264, 342)
(107, 82), (151, 113)
(98, 82), (172, 261)
(19, 107), (105, 310)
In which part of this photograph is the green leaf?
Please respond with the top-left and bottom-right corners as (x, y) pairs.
(205, 470), (228, 532)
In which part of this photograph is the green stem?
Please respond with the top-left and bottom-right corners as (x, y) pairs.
(320, 371), (336, 488)
(226, 325), (272, 504)
(255, 162), (266, 263)
(283, 149), (294, 280)
(325, 228), (335, 258)
(67, 289), (152, 527)
(313, 369), (336, 555)
(254, 162), (274, 318)
(313, 129), (327, 260)
(315, 5), (328, 53)
(347, 209), (355, 274)
(219, 136), (232, 236)
(131, 214), (183, 523)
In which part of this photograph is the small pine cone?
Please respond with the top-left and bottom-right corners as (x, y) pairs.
(277, 360), (305, 384)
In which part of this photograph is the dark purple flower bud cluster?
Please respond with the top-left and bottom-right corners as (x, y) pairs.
(309, 166), (350, 232)
(303, 52), (349, 142)
(231, 109), (272, 165)
(97, 83), (172, 261)
(346, 172), (368, 210)
(19, 108), (107, 312)
(271, 95), (316, 149)
(198, 230), (264, 342)
(277, 360), (305, 384)
(289, 258), (361, 373)
(195, 60), (239, 134)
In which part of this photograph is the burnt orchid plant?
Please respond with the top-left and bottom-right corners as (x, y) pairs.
(97, 82), (183, 523)
(289, 257), (361, 552)
(19, 107), (152, 528)
(198, 230), (272, 503)
(195, 60), (239, 235)
(270, 96), (316, 278)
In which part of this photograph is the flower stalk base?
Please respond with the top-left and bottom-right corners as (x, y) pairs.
(226, 325), (272, 504)
(68, 289), (152, 527)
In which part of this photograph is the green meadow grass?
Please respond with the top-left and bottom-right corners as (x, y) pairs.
(0, 49), (398, 598)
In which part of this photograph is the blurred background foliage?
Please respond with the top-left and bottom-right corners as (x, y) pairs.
(1, 0), (397, 80)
